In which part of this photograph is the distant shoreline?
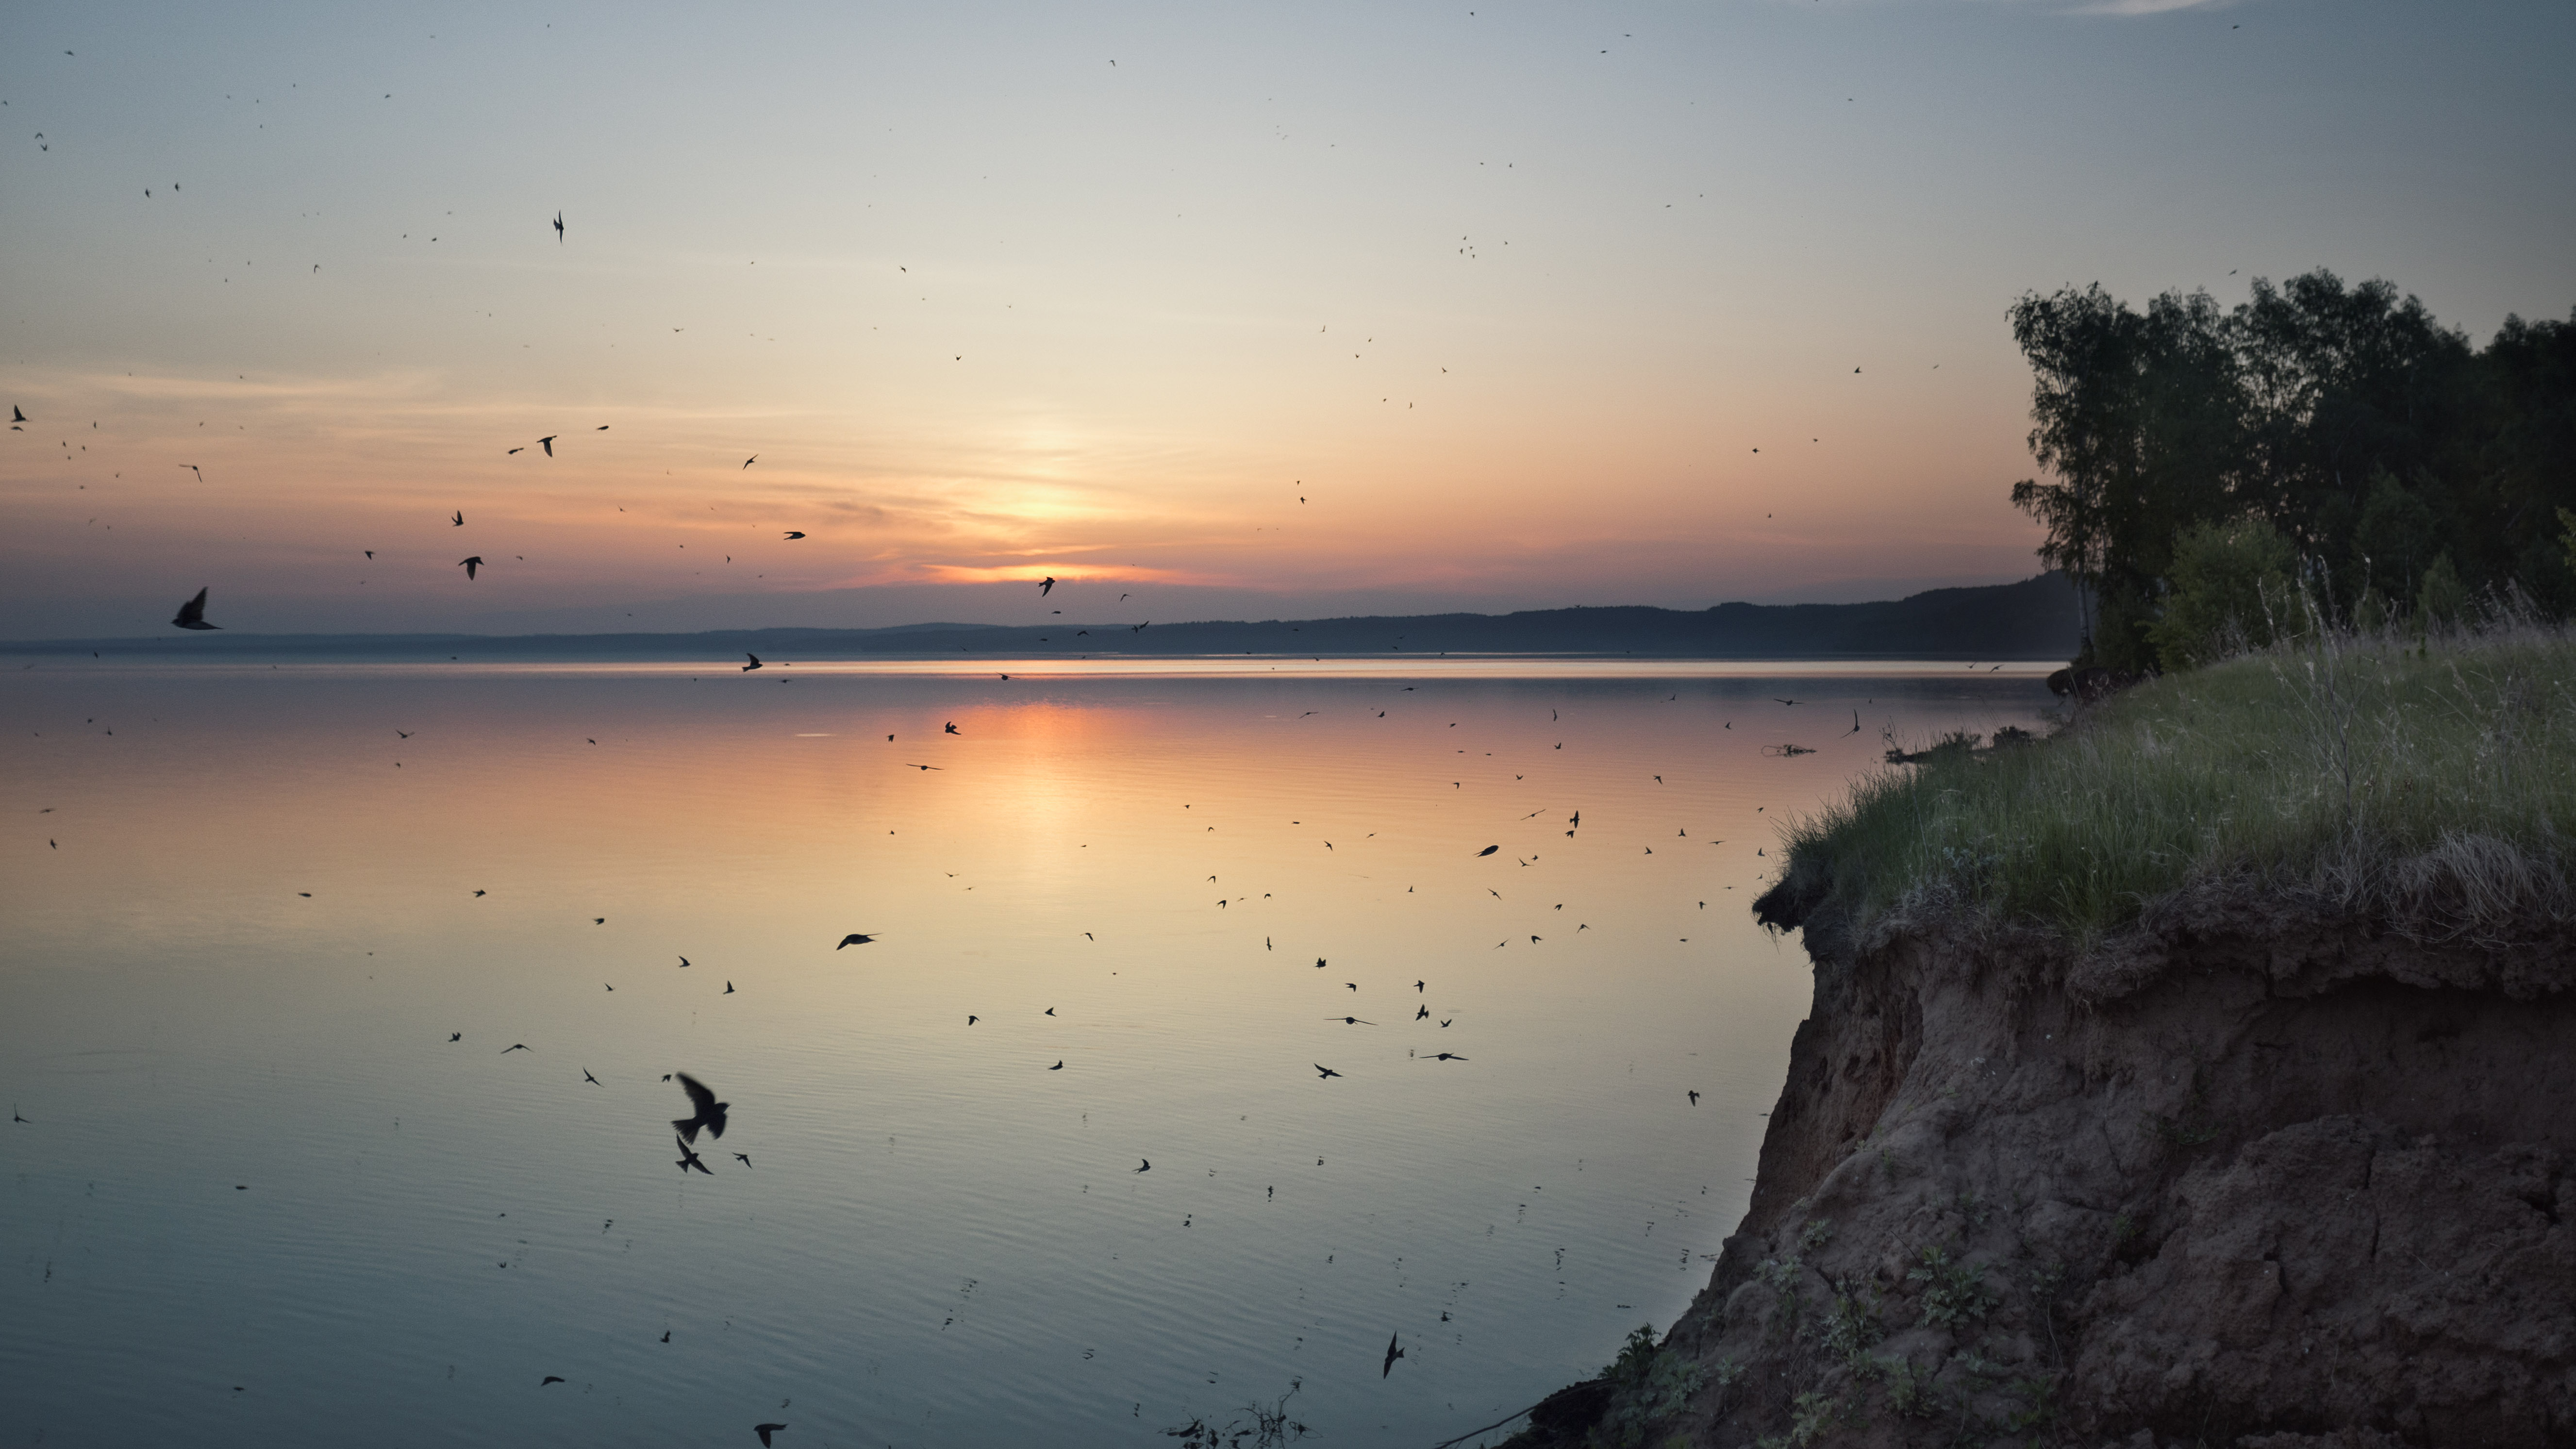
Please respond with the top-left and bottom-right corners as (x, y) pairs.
(4, 573), (2085, 663)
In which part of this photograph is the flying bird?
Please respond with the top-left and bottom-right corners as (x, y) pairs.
(451, 510), (464, 526)
(552, 211), (563, 243)
(1328, 1016), (1376, 1025)
(583, 1069), (601, 1085)
(1382, 1332), (1406, 1377)
(181, 464), (204, 483)
(835, 933), (875, 948)
(1314, 1064), (1342, 1080)
(782, 531), (805, 539)
(671, 1073), (729, 1143)
(543, 1376), (566, 1386)
(458, 556), (483, 579)
(1688, 1090), (1700, 1105)
(501, 1043), (531, 1053)
(943, 721), (958, 734)
(1136, 1159), (1151, 1173)
(755, 1426), (789, 1447)
(742, 653), (763, 671)
(1039, 576), (1055, 596)
(538, 436), (556, 456)
(1049, 1060), (1063, 1069)
(170, 587), (220, 631)
(1476, 845), (1498, 857)
(674, 1135), (712, 1174)
(449, 1033), (462, 1042)
(742, 455), (757, 469)
(732, 1152), (752, 1168)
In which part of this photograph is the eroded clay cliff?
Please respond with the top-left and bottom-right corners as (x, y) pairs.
(1512, 877), (2576, 1448)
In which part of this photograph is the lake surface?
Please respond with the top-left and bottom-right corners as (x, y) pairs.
(0, 659), (2052, 1447)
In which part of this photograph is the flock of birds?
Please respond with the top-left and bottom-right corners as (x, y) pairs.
(302, 660), (1860, 1444)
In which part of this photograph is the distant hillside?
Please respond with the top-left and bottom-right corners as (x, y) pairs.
(12, 574), (2082, 662)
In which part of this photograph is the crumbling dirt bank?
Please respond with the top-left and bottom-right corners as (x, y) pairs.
(1513, 882), (2576, 1448)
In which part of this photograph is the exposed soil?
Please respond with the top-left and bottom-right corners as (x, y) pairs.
(1507, 875), (2576, 1448)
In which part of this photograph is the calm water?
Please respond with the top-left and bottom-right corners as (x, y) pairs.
(0, 659), (2050, 1447)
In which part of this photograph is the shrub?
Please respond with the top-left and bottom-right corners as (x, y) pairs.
(2147, 515), (2298, 671)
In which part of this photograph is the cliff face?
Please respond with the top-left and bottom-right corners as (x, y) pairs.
(1529, 883), (2576, 1448)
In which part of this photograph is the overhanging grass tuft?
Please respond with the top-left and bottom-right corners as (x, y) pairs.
(1778, 616), (2576, 943)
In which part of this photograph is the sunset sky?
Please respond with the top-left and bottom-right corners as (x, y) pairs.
(4, 0), (2570, 639)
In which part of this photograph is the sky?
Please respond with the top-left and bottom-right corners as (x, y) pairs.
(3, 0), (2571, 639)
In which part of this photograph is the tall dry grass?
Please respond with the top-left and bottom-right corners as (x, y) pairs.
(1777, 605), (2576, 944)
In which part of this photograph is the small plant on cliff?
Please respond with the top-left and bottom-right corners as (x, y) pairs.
(1596, 1325), (1708, 1448)
(1908, 1246), (2000, 1329)
(1799, 1217), (1836, 1255)
(1756, 1392), (1858, 1449)
(1874, 1355), (1935, 1418)
(1822, 1280), (1886, 1364)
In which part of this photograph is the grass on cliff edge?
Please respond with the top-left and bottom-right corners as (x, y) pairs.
(1778, 615), (2576, 943)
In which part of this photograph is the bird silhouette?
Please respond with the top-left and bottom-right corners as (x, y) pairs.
(1476, 845), (1498, 857)
(1426, 1052), (1468, 1062)
(674, 1135), (712, 1174)
(1136, 1159), (1151, 1173)
(451, 510), (464, 526)
(449, 1033), (462, 1042)
(501, 1044), (531, 1053)
(537, 435), (556, 456)
(742, 653), (763, 671)
(943, 721), (959, 734)
(1314, 1064), (1342, 1080)
(170, 587), (220, 630)
(742, 455), (757, 469)
(1382, 1332), (1406, 1377)
(732, 1152), (752, 1168)
(835, 933), (875, 948)
(543, 1375), (566, 1386)
(1328, 1016), (1376, 1025)
(1688, 1090), (1700, 1105)
(723, 981), (734, 995)
(458, 556), (483, 580)
(782, 531), (805, 539)
(552, 211), (564, 244)
(583, 1069), (602, 1086)
(1049, 1060), (1063, 1069)
(672, 1073), (728, 1143)
(1039, 576), (1055, 596)
(755, 1426), (788, 1447)
(1415, 1005), (1430, 1020)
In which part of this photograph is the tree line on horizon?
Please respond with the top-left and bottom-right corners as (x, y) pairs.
(2007, 268), (2576, 672)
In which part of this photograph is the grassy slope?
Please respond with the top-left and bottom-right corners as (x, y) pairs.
(1777, 619), (2576, 943)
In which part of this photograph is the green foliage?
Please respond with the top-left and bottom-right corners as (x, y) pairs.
(2008, 276), (2576, 646)
(1773, 618), (2576, 937)
(1799, 1218), (1836, 1255)
(1596, 1326), (1708, 1449)
(1907, 1247), (2000, 1329)
(1756, 1392), (1857, 1449)
(1875, 1355), (1935, 1418)
(2417, 551), (2471, 628)
(2148, 515), (2299, 670)
(1822, 1282), (1885, 1364)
